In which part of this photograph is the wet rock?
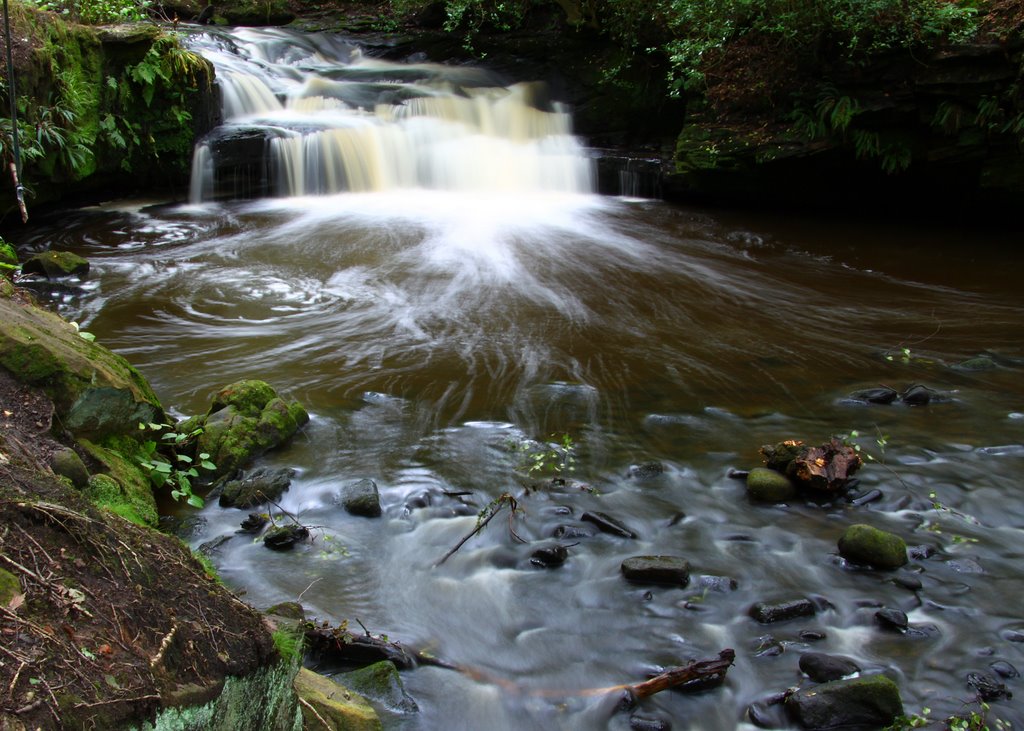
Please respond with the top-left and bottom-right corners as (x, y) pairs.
(728, 468), (750, 480)
(746, 467), (797, 502)
(901, 384), (936, 406)
(799, 630), (827, 642)
(581, 511), (637, 539)
(199, 534), (232, 556)
(786, 674), (903, 729)
(908, 544), (936, 561)
(754, 636), (784, 657)
(875, 607), (909, 632)
(847, 488), (883, 506)
(530, 545), (569, 568)
(799, 652), (861, 682)
(838, 524), (908, 569)
(967, 672), (1012, 701)
(749, 598), (816, 624)
(219, 466), (295, 509)
(339, 660), (419, 714)
(850, 386), (899, 404)
(621, 556), (690, 587)
(696, 575), (738, 593)
(893, 575), (923, 591)
(629, 713), (671, 731)
(239, 512), (269, 533)
(956, 356), (997, 371)
(990, 661), (1020, 679)
(552, 524), (596, 540)
(22, 251), (89, 279)
(263, 524), (309, 550)
(342, 478), (383, 518)
(404, 491), (433, 511)
(747, 693), (788, 728)
(50, 446), (89, 488)
(947, 557), (984, 574)
(628, 461), (665, 479)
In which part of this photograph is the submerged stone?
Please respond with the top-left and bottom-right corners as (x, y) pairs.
(342, 478), (383, 517)
(799, 652), (861, 683)
(263, 524), (309, 551)
(850, 386), (899, 404)
(786, 674), (903, 729)
(627, 461), (665, 479)
(749, 598), (816, 624)
(219, 467), (295, 509)
(621, 556), (691, 587)
(838, 524), (908, 569)
(746, 467), (797, 502)
(22, 250), (89, 279)
(530, 545), (569, 568)
(875, 607), (909, 632)
(581, 511), (638, 539)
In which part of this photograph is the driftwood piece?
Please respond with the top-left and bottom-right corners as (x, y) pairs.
(627, 649), (736, 699)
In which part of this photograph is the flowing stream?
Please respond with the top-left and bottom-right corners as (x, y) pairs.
(16, 26), (1024, 731)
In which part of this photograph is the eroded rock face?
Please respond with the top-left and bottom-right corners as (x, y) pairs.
(0, 296), (164, 439)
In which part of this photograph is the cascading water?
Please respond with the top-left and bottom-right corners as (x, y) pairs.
(188, 28), (594, 201)
(17, 24), (1024, 731)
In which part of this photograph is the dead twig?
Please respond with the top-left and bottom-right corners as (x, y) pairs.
(298, 695), (332, 729)
(434, 493), (519, 567)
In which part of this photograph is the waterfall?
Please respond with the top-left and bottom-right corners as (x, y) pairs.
(186, 29), (595, 203)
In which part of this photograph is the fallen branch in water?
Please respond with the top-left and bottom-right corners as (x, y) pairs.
(433, 492), (522, 567)
(621, 648), (736, 699)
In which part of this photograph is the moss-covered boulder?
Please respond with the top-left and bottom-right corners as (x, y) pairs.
(293, 668), (382, 731)
(339, 661), (419, 715)
(746, 467), (797, 502)
(79, 438), (159, 527)
(0, 296), (163, 439)
(22, 251), (90, 279)
(192, 380), (308, 480)
(838, 524), (908, 570)
(786, 674), (903, 729)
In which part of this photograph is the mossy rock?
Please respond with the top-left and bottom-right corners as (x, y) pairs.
(838, 524), (908, 570)
(211, 380), (279, 418)
(195, 381), (308, 479)
(786, 674), (903, 729)
(50, 447), (90, 488)
(0, 567), (20, 606)
(79, 440), (158, 527)
(0, 297), (163, 438)
(22, 251), (90, 279)
(338, 661), (419, 714)
(293, 668), (381, 731)
(746, 467), (797, 502)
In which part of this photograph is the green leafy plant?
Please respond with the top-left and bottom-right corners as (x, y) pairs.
(519, 433), (577, 477)
(136, 422), (214, 508)
(25, 0), (152, 24)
